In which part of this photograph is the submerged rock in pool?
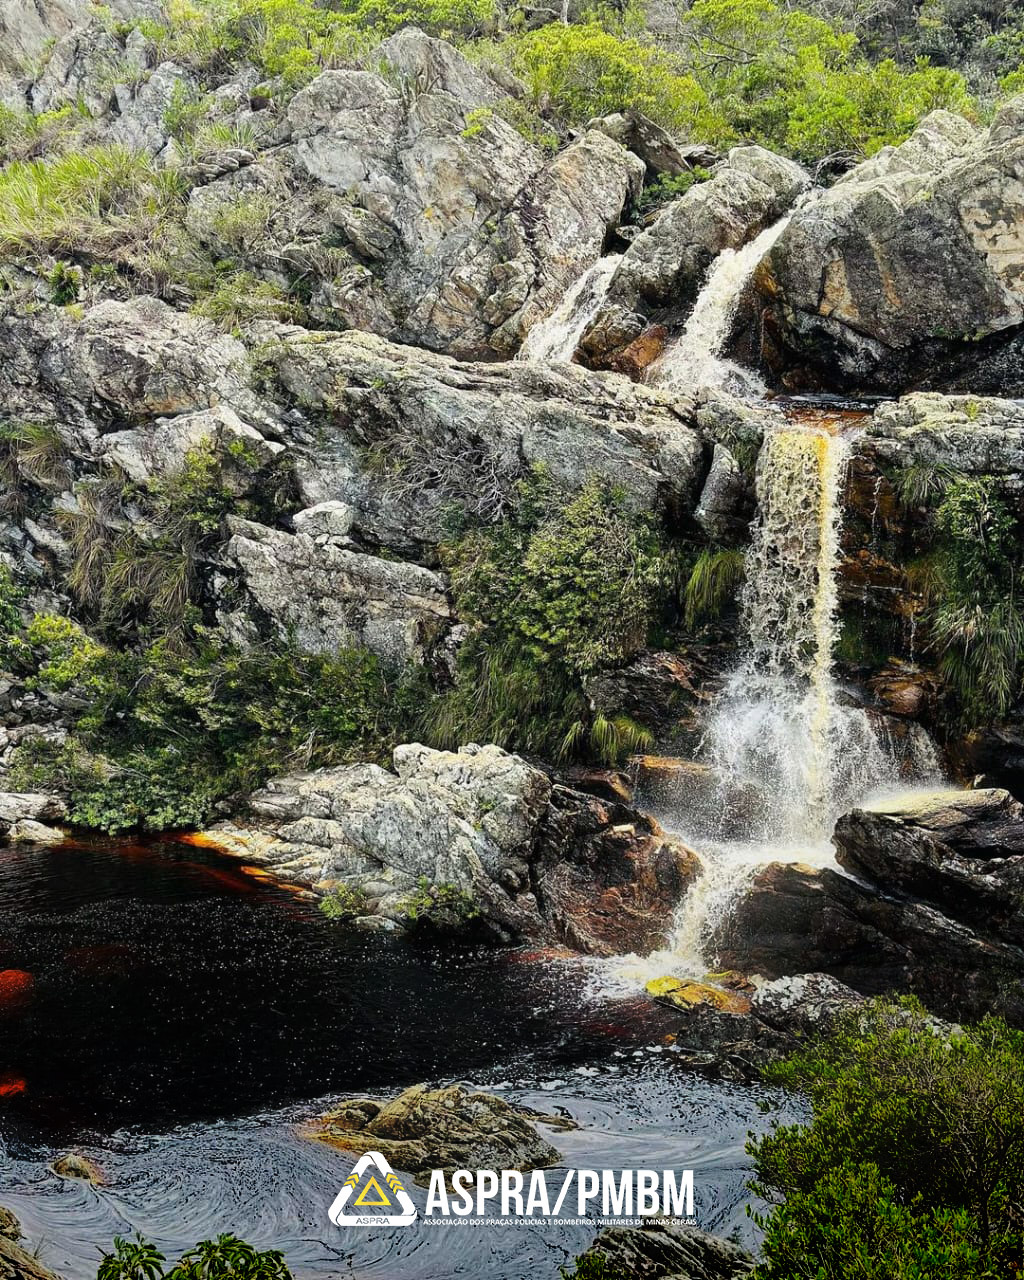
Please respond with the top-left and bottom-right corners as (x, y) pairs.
(307, 1083), (574, 1186)
(572, 1220), (754, 1279)
(50, 1152), (104, 1185)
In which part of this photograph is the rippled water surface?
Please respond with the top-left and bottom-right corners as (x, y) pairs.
(0, 838), (801, 1278)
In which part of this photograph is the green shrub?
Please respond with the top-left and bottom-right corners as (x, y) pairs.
(11, 617), (418, 832)
(750, 996), (1024, 1276)
(683, 547), (745, 629)
(397, 876), (481, 930)
(0, 144), (184, 264)
(319, 883), (369, 920)
(636, 166), (711, 216)
(511, 22), (716, 135)
(424, 474), (676, 763)
(98, 1231), (291, 1280)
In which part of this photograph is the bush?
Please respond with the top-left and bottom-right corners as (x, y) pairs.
(896, 473), (1024, 726)
(319, 883), (369, 919)
(424, 475), (676, 763)
(511, 22), (716, 135)
(97, 1231), (291, 1280)
(0, 144), (184, 264)
(10, 624), (419, 832)
(750, 996), (1024, 1277)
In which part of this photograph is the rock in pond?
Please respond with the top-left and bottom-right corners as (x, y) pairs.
(307, 1083), (574, 1186)
(50, 1152), (103, 1184)
(570, 1220), (754, 1279)
(208, 742), (700, 955)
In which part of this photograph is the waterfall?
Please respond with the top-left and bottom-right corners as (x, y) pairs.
(648, 215), (792, 396)
(517, 254), (621, 365)
(593, 420), (941, 997)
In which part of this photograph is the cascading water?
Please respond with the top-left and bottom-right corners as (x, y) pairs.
(658, 423), (940, 974)
(516, 254), (621, 364)
(647, 216), (793, 396)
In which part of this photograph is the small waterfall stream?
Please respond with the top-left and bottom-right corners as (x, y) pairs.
(647, 216), (792, 396)
(517, 255), (622, 364)
(599, 421), (941, 993)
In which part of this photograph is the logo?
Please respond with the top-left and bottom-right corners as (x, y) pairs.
(328, 1151), (417, 1226)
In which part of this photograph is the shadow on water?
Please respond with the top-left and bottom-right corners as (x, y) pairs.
(0, 838), (803, 1278)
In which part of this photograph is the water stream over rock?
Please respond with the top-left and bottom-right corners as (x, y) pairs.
(517, 255), (622, 364)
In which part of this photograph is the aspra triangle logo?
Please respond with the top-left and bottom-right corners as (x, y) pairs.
(328, 1151), (418, 1226)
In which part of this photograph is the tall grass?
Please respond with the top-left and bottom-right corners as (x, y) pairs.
(0, 145), (183, 262)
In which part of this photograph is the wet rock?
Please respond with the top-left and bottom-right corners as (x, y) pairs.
(714, 858), (1024, 1024)
(308, 1083), (573, 1185)
(578, 146), (809, 368)
(571, 1220), (755, 1280)
(695, 442), (753, 541)
(8, 820), (64, 844)
(533, 786), (700, 956)
(51, 1152), (103, 1184)
(554, 765), (634, 806)
(0, 793), (66, 841)
(763, 107), (1024, 392)
(209, 744), (696, 952)
(646, 976), (752, 1015)
(834, 789), (1024, 944)
(217, 517), (451, 669)
(584, 650), (704, 740)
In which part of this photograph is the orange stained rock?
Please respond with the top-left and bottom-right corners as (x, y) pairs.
(0, 969), (33, 1004)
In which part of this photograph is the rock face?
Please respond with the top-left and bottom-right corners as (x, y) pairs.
(265, 326), (710, 552)
(715, 789), (1024, 1022)
(571, 1221), (755, 1280)
(0, 1235), (62, 1280)
(763, 105), (1024, 392)
(309, 1083), (572, 1185)
(0, 793), (66, 841)
(188, 28), (645, 358)
(206, 742), (699, 952)
(218, 517), (451, 669)
(577, 146), (809, 370)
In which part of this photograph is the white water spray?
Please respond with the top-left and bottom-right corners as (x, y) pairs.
(647, 217), (792, 396)
(517, 255), (622, 364)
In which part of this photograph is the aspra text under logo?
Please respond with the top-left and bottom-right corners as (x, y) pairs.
(328, 1151), (418, 1227)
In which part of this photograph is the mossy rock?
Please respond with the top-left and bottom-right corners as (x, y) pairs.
(645, 976), (752, 1015)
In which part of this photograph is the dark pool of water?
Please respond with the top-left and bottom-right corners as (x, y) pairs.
(0, 838), (679, 1146)
(0, 838), (803, 1278)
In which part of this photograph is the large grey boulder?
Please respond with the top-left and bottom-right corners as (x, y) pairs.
(206, 742), (699, 951)
(715, 788), (1024, 1024)
(180, 28), (646, 357)
(762, 105), (1024, 391)
(217, 517), (451, 669)
(265, 326), (707, 550)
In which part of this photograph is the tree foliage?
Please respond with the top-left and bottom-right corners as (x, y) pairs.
(750, 997), (1024, 1278)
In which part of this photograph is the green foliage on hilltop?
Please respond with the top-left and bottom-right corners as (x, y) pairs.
(423, 473), (676, 764)
(750, 996), (1024, 1278)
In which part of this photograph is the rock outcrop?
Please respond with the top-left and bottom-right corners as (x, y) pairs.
(308, 1083), (573, 1185)
(0, 793), (66, 842)
(577, 146), (809, 370)
(205, 742), (699, 952)
(570, 1221), (755, 1280)
(715, 789), (1024, 1022)
(0, 1208), (62, 1280)
(762, 105), (1024, 392)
